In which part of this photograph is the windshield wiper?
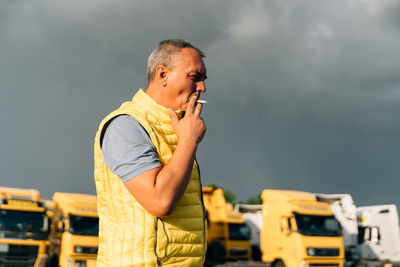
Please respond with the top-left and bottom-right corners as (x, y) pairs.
(324, 232), (340, 236)
(0, 231), (20, 237)
(0, 226), (21, 232)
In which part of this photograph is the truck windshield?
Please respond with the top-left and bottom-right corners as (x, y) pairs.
(0, 209), (49, 240)
(228, 223), (251, 241)
(294, 213), (342, 237)
(69, 214), (99, 236)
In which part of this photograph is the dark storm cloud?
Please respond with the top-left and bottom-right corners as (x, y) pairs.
(200, 0), (400, 206)
(0, 0), (225, 196)
(1, 0), (399, 209)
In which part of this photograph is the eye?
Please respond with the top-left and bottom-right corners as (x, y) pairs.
(190, 75), (200, 82)
(188, 72), (207, 82)
(192, 75), (207, 82)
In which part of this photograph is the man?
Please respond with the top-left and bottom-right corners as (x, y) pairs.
(94, 39), (208, 266)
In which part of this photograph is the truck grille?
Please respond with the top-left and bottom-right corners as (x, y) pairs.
(0, 244), (38, 267)
(309, 264), (339, 267)
(74, 246), (98, 254)
(229, 248), (248, 257)
(308, 247), (340, 257)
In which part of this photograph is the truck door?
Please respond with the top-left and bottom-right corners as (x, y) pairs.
(358, 226), (381, 260)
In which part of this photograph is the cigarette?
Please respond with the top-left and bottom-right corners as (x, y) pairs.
(197, 99), (208, 104)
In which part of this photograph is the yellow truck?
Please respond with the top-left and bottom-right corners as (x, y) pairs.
(47, 192), (98, 267)
(0, 187), (49, 267)
(261, 189), (345, 267)
(202, 187), (251, 262)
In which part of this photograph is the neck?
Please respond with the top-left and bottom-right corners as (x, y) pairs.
(146, 83), (175, 110)
(143, 86), (184, 119)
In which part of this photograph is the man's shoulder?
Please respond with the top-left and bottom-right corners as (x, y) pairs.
(111, 114), (140, 125)
(106, 115), (149, 139)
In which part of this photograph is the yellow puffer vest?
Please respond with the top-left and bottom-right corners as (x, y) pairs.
(94, 89), (207, 267)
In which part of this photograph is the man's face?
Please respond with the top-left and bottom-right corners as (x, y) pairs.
(166, 48), (207, 111)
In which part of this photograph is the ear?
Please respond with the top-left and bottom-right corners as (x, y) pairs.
(155, 65), (168, 86)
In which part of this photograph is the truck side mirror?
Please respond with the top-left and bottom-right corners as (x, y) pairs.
(57, 220), (65, 233)
(365, 227), (371, 241)
(280, 216), (290, 235)
(358, 226), (366, 244)
(371, 227), (381, 244)
(289, 216), (298, 232)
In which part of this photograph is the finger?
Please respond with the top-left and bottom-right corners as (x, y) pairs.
(194, 102), (203, 117)
(187, 94), (198, 114)
(168, 108), (179, 125)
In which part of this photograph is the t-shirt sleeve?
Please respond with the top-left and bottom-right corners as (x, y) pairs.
(101, 115), (162, 182)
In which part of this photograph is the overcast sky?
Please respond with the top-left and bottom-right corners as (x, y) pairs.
(1, 0), (399, 209)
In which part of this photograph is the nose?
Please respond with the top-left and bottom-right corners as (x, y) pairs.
(196, 81), (206, 94)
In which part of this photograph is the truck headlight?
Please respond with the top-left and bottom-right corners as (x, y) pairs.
(75, 246), (83, 253)
(307, 247), (316, 256)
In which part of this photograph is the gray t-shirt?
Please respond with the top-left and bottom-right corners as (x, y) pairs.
(101, 115), (162, 182)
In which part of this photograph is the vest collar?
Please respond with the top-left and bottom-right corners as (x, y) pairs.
(133, 89), (184, 120)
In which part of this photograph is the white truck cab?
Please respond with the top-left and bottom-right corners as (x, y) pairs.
(316, 193), (400, 267)
(357, 205), (400, 264)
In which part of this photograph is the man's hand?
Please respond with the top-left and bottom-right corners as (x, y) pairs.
(168, 94), (206, 145)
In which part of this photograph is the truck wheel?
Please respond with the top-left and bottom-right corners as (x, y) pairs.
(273, 260), (285, 267)
(206, 241), (226, 261)
(251, 245), (262, 261)
(46, 255), (59, 267)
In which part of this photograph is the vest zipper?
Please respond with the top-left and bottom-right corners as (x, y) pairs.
(195, 159), (207, 264)
(154, 217), (169, 266)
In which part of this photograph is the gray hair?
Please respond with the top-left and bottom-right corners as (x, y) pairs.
(147, 39), (205, 82)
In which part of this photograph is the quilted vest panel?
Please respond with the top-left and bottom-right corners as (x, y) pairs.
(94, 89), (206, 267)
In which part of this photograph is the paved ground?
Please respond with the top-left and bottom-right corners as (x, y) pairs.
(206, 261), (269, 267)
